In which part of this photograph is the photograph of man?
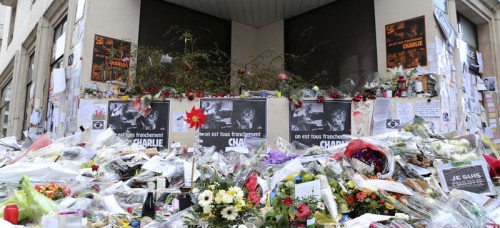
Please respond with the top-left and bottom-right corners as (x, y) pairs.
(136, 110), (159, 130)
(232, 107), (257, 129)
(483, 78), (496, 92)
(291, 103), (323, 131)
(325, 108), (348, 132)
(201, 101), (232, 129)
(109, 103), (134, 131)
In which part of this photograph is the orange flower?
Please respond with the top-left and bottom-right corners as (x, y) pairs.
(356, 192), (367, 202)
(370, 193), (377, 199)
(45, 190), (55, 199)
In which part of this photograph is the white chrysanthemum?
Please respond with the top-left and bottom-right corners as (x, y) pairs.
(221, 206), (238, 221)
(317, 202), (325, 210)
(214, 190), (226, 204)
(197, 190), (213, 207)
(228, 186), (244, 198)
(222, 193), (234, 204)
(202, 205), (213, 215)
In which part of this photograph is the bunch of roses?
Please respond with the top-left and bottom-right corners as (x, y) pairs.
(35, 183), (71, 201)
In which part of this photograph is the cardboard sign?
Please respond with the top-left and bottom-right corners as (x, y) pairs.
(437, 161), (495, 194)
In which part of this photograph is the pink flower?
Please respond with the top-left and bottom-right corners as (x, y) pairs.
(296, 204), (311, 219)
(248, 192), (260, 205)
(278, 73), (288, 80)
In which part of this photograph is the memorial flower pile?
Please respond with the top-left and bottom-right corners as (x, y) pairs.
(34, 183), (71, 201)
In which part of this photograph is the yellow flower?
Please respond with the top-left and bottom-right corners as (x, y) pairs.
(235, 203), (242, 212)
(121, 95), (129, 101)
(385, 202), (395, 210)
(347, 181), (355, 188)
(362, 188), (372, 195)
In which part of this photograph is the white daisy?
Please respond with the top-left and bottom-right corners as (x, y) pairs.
(197, 190), (213, 207)
(317, 202), (325, 210)
(222, 192), (234, 204)
(228, 186), (244, 198)
(221, 206), (238, 221)
(202, 205), (213, 215)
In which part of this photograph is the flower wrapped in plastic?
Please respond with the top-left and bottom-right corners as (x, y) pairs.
(343, 138), (395, 179)
(185, 173), (258, 227)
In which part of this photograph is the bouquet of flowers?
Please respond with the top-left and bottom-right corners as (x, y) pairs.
(263, 171), (334, 227)
(186, 175), (258, 227)
(343, 139), (394, 179)
(34, 183), (71, 201)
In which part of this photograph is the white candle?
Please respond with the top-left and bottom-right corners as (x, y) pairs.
(415, 80), (423, 93)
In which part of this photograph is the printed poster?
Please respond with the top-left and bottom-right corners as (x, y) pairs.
(289, 100), (351, 148)
(107, 101), (169, 149)
(386, 16), (427, 68)
(199, 98), (267, 152)
(91, 34), (131, 84)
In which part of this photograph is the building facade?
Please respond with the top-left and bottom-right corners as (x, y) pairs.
(0, 0), (497, 140)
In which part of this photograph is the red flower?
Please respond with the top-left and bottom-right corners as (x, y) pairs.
(160, 91), (170, 99)
(356, 192), (367, 202)
(316, 95), (325, 103)
(352, 96), (361, 102)
(378, 199), (385, 204)
(188, 95), (194, 101)
(91, 164), (99, 172)
(127, 207), (133, 214)
(296, 204), (311, 219)
(293, 100), (303, 109)
(283, 197), (292, 206)
(346, 194), (355, 206)
(371, 193), (377, 199)
(247, 192), (260, 205)
(236, 68), (246, 75)
(245, 173), (258, 192)
(184, 106), (207, 130)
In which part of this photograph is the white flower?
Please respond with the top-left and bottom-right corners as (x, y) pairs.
(202, 205), (213, 215)
(197, 190), (213, 207)
(214, 190), (226, 204)
(221, 206), (238, 221)
(222, 193), (234, 204)
(228, 186), (244, 198)
(317, 202), (325, 210)
(312, 86), (319, 91)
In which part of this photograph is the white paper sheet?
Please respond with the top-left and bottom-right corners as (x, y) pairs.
(53, 68), (66, 94)
(416, 101), (440, 118)
(75, 0), (85, 22)
(358, 179), (414, 195)
(397, 102), (414, 125)
(295, 179), (321, 200)
(30, 110), (40, 125)
(77, 99), (93, 122)
(172, 112), (188, 133)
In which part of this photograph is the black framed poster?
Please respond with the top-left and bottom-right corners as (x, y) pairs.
(107, 100), (169, 149)
(289, 100), (351, 148)
(199, 98), (267, 152)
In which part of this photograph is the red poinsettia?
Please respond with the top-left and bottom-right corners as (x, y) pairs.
(184, 106), (207, 130)
(296, 204), (311, 219)
(283, 196), (292, 206)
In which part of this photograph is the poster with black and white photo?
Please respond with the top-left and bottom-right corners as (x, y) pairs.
(107, 100), (169, 149)
(199, 98), (266, 152)
(290, 100), (351, 148)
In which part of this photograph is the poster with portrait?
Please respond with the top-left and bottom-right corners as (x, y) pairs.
(386, 16), (427, 68)
(199, 98), (267, 152)
(289, 100), (351, 148)
(483, 77), (497, 92)
(91, 35), (131, 84)
(107, 100), (169, 149)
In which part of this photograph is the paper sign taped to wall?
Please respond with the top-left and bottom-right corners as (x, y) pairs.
(53, 68), (66, 94)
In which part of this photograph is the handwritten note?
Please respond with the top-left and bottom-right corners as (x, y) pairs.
(416, 101), (440, 118)
(397, 102), (414, 125)
(295, 180), (321, 200)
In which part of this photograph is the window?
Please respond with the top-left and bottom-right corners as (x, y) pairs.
(0, 80), (12, 137)
(23, 52), (35, 133)
(8, 6), (16, 45)
(457, 13), (479, 74)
